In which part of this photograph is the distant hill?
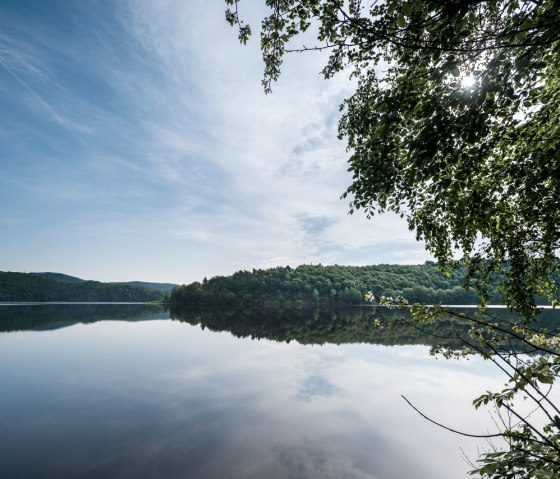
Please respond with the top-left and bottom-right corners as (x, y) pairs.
(31, 272), (85, 283)
(31, 272), (177, 293)
(112, 281), (177, 293)
(0, 272), (165, 302)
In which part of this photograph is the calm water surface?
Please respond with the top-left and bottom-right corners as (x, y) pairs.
(1, 304), (549, 479)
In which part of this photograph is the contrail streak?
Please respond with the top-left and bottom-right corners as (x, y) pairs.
(0, 55), (94, 153)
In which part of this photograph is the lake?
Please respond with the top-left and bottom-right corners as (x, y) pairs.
(0, 303), (555, 478)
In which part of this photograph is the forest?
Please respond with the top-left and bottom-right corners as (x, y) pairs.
(170, 262), (502, 307)
(0, 272), (165, 302)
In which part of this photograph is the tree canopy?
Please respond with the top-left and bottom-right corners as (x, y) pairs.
(225, 0), (560, 319)
(171, 263), (490, 307)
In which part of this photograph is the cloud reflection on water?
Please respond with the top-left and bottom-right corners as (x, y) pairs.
(0, 308), (505, 478)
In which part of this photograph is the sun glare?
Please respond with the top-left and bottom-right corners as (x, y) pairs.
(461, 75), (476, 89)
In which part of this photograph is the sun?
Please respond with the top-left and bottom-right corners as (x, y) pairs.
(461, 74), (476, 89)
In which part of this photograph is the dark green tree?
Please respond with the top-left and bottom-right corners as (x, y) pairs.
(311, 287), (320, 302)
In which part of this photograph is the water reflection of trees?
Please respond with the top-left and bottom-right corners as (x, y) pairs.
(0, 304), (167, 333)
(170, 305), (560, 349)
(3, 303), (558, 352)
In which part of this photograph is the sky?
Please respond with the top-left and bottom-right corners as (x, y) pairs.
(0, 0), (431, 284)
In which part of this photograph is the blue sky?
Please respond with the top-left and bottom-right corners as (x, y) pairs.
(0, 0), (430, 284)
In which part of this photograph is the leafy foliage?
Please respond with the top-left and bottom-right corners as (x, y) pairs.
(407, 302), (560, 478)
(225, 0), (560, 318)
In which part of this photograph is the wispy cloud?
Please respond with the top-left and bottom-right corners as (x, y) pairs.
(0, 0), (428, 282)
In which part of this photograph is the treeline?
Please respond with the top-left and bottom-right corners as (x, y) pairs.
(32, 272), (178, 293)
(171, 263), (494, 307)
(0, 272), (165, 302)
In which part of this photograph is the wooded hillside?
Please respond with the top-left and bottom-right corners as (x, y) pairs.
(0, 272), (164, 302)
(171, 263), (498, 307)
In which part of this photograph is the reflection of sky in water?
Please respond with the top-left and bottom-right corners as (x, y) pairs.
(0, 313), (507, 478)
